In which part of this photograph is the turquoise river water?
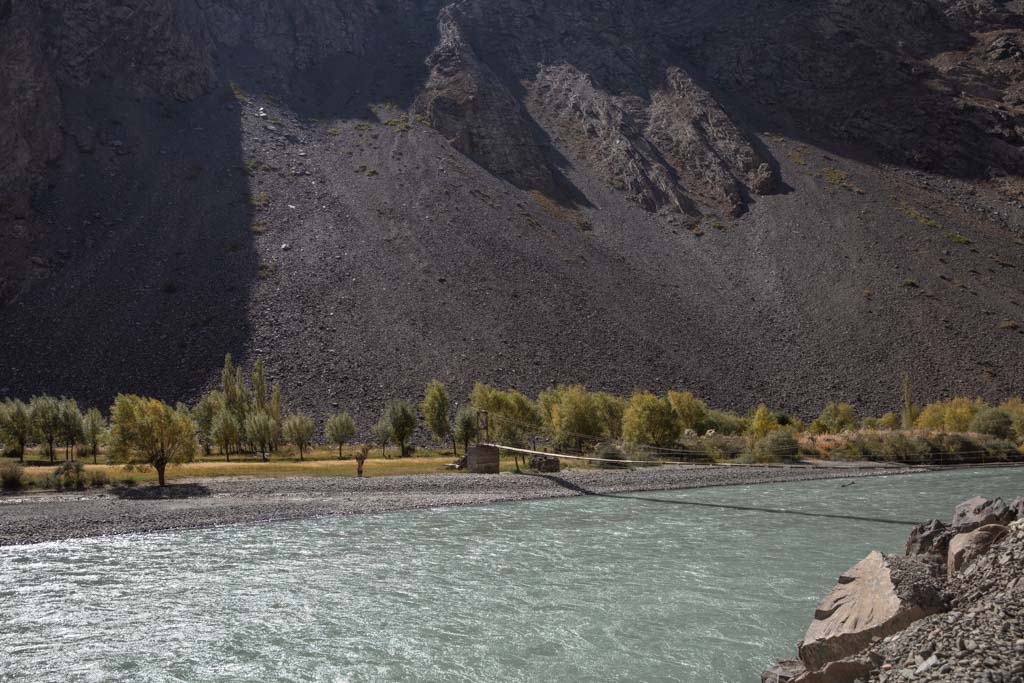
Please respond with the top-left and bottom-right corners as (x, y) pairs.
(2, 468), (1024, 682)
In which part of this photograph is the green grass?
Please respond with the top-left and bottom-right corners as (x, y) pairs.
(901, 279), (919, 288)
(250, 192), (270, 208)
(900, 206), (941, 229)
(944, 231), (973, 245)
(5, 447), (562, 488)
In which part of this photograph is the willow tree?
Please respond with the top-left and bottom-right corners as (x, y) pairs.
(421, 380), (452, 453)
(326, 411), (357, 459)
(108, 395), (197, 486)
(283, 413), (315, 461)
(82, 408), (107, 464)
(0, 399), (33, 462)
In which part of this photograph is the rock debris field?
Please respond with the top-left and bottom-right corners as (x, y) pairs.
(0, 465), (915, 547)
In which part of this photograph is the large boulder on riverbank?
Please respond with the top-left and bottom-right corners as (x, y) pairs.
(903, 519), (953, 563)
(947, 524), (1010, 576)
(797, 552), (944, 671)
(951, 496), (1014, 532)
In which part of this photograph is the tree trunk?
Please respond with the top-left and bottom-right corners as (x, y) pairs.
(451, 435), (457, 456)
(338, 444), (343, 460)
(357, 461), (364, 478)
(18, 443), (24, 463)
(156, 463), (166, 487)
(299, 446), (304, 462)
(48, 440), (54, 463)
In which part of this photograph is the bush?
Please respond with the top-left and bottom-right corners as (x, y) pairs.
(0, 461), (25, 491)
(878, 433), (931, 463)
(54, 461), (86, 490)
(701, 434), (745, 461)
(754, 429), (799, 462)
(703, 410), (749, 436)
(595, 443), (630, 469)
(969, 408), (1013, 439)
(87, 470), (109, 488)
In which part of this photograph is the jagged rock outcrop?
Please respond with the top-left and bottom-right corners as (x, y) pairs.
(952, 495), (1015, 531)
(797, 552), (945, 670)
(947, 523), (1009, 575)
(767, 496), (1024, 683)
(414, 6), (557, 194)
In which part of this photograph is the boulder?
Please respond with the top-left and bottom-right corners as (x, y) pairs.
(1009, 497), (1024, 520)
(794, 652), (881, 683)
(762, 660), (806, 683)
(797, 551), (943, 670)
(947, 524), (1009, 576)
(529, 454), (561, 473)
(903, 519), (952, 560)
(951, 496), (1014, 532)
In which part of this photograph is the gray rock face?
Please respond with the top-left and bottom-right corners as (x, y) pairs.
(903, 519), (953, 562)
(947, 523), (1010, 576)
(797, 551), (944, 671)
(952, 496), (1015, 532)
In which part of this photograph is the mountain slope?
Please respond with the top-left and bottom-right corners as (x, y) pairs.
(0, 0), (1022, 425)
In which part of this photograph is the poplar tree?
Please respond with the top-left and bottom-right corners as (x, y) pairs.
(421, 380), (452, 453)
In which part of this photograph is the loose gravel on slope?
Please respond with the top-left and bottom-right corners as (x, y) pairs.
(0, 466), (918, 546)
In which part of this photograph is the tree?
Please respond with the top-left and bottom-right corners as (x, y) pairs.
(968, 408), (1013, 439)
(325, 412), (357, 459)
(283, 413), (315, 460)
(371, 418), (392, 458)
(453, 405), (479, 453)
(901, 373), (917, 430)
(668, 391), (709, 433)
(622, 392), (680, 447)
(749, 403), (780, 441)
(82, 408), (107, 464)
(212, 410), (240, 461)
(385, 400), (417, 457)
(108, 395), (197, 486)
(813, 402), (857, 434)
(944, 397), (985, 433)
(245, 411), (276, 462)
(471, 383), (540, 446)
(593, 392), (627, 441)
(31, 395), (61, 462)
(57, 398), (83, 461)
(355, 444), (370, 478)
(192, 391), (222, 456)
(543, 385), (604, 451)
(0, 399), (33, 462)
(422, 380), (452, 453)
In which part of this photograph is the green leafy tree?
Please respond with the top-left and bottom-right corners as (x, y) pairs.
(31, 395), (62, 462)
(998, 398), (1024, 442)
(326, 412), (357, 459)
(471, 383), (540, 447)
(212, 410), (241, 461)
(901, 374), (917, 430)
(108, 395), (197, 486)
(282, 413), (316, 460)
(749, 403), (780, 441)
(813, 402), (857, 434)
(192, 391), (223, 456)
(421, 380), (453, 453)
(969, 408), (1013, 439)
(622, 392), (680, 447)
(82, 408), (107, 464)
(371, 418), (392, 458)
(453, 405), (479, 453)
(543, 385), (604, 452)
(57, 399), (83, 461)
(593, 392), (627, 441)
(668, 391), (709, 433)
(0, 399), (33, 462)
(385, 400), (417, 457)
(245, 411), (276, 462)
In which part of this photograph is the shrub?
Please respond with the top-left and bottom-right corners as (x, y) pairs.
(595, 443), (629, 469)
(87, 470), (109, 487)
(0, 461), (24, 491)
(969, 408), (1013, 439)
(754, 429), (799, 462)
(700, 434), (745, 461)
(878, 433), (931, 463)
(622, 393), (679, 447)
(813, 402), (857, 434)
(749, 404), (780, 440)
(54, 461), (86, 490)
(703, 409), (749, 435)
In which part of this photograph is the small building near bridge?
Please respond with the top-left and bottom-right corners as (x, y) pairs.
(466, 445), (500, 474)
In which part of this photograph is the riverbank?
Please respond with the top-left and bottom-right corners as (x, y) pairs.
(0, 464), (921, 546)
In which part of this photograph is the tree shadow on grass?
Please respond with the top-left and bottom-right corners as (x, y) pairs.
(110, 483), (212, 500)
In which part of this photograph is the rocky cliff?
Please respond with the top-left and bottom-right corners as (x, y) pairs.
(0, 0), (1022, 421)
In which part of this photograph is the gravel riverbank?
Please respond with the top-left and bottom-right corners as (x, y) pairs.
(0, 465), (920, 547)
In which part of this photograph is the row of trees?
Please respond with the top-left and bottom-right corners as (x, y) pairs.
(0, 396), (106, 463)
(5, 364), (1024, 484)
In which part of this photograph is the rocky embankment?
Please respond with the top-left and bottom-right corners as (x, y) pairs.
(764, 496), (1024, 683)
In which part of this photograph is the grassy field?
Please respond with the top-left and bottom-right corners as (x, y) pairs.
(4, 445), (556, 487)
